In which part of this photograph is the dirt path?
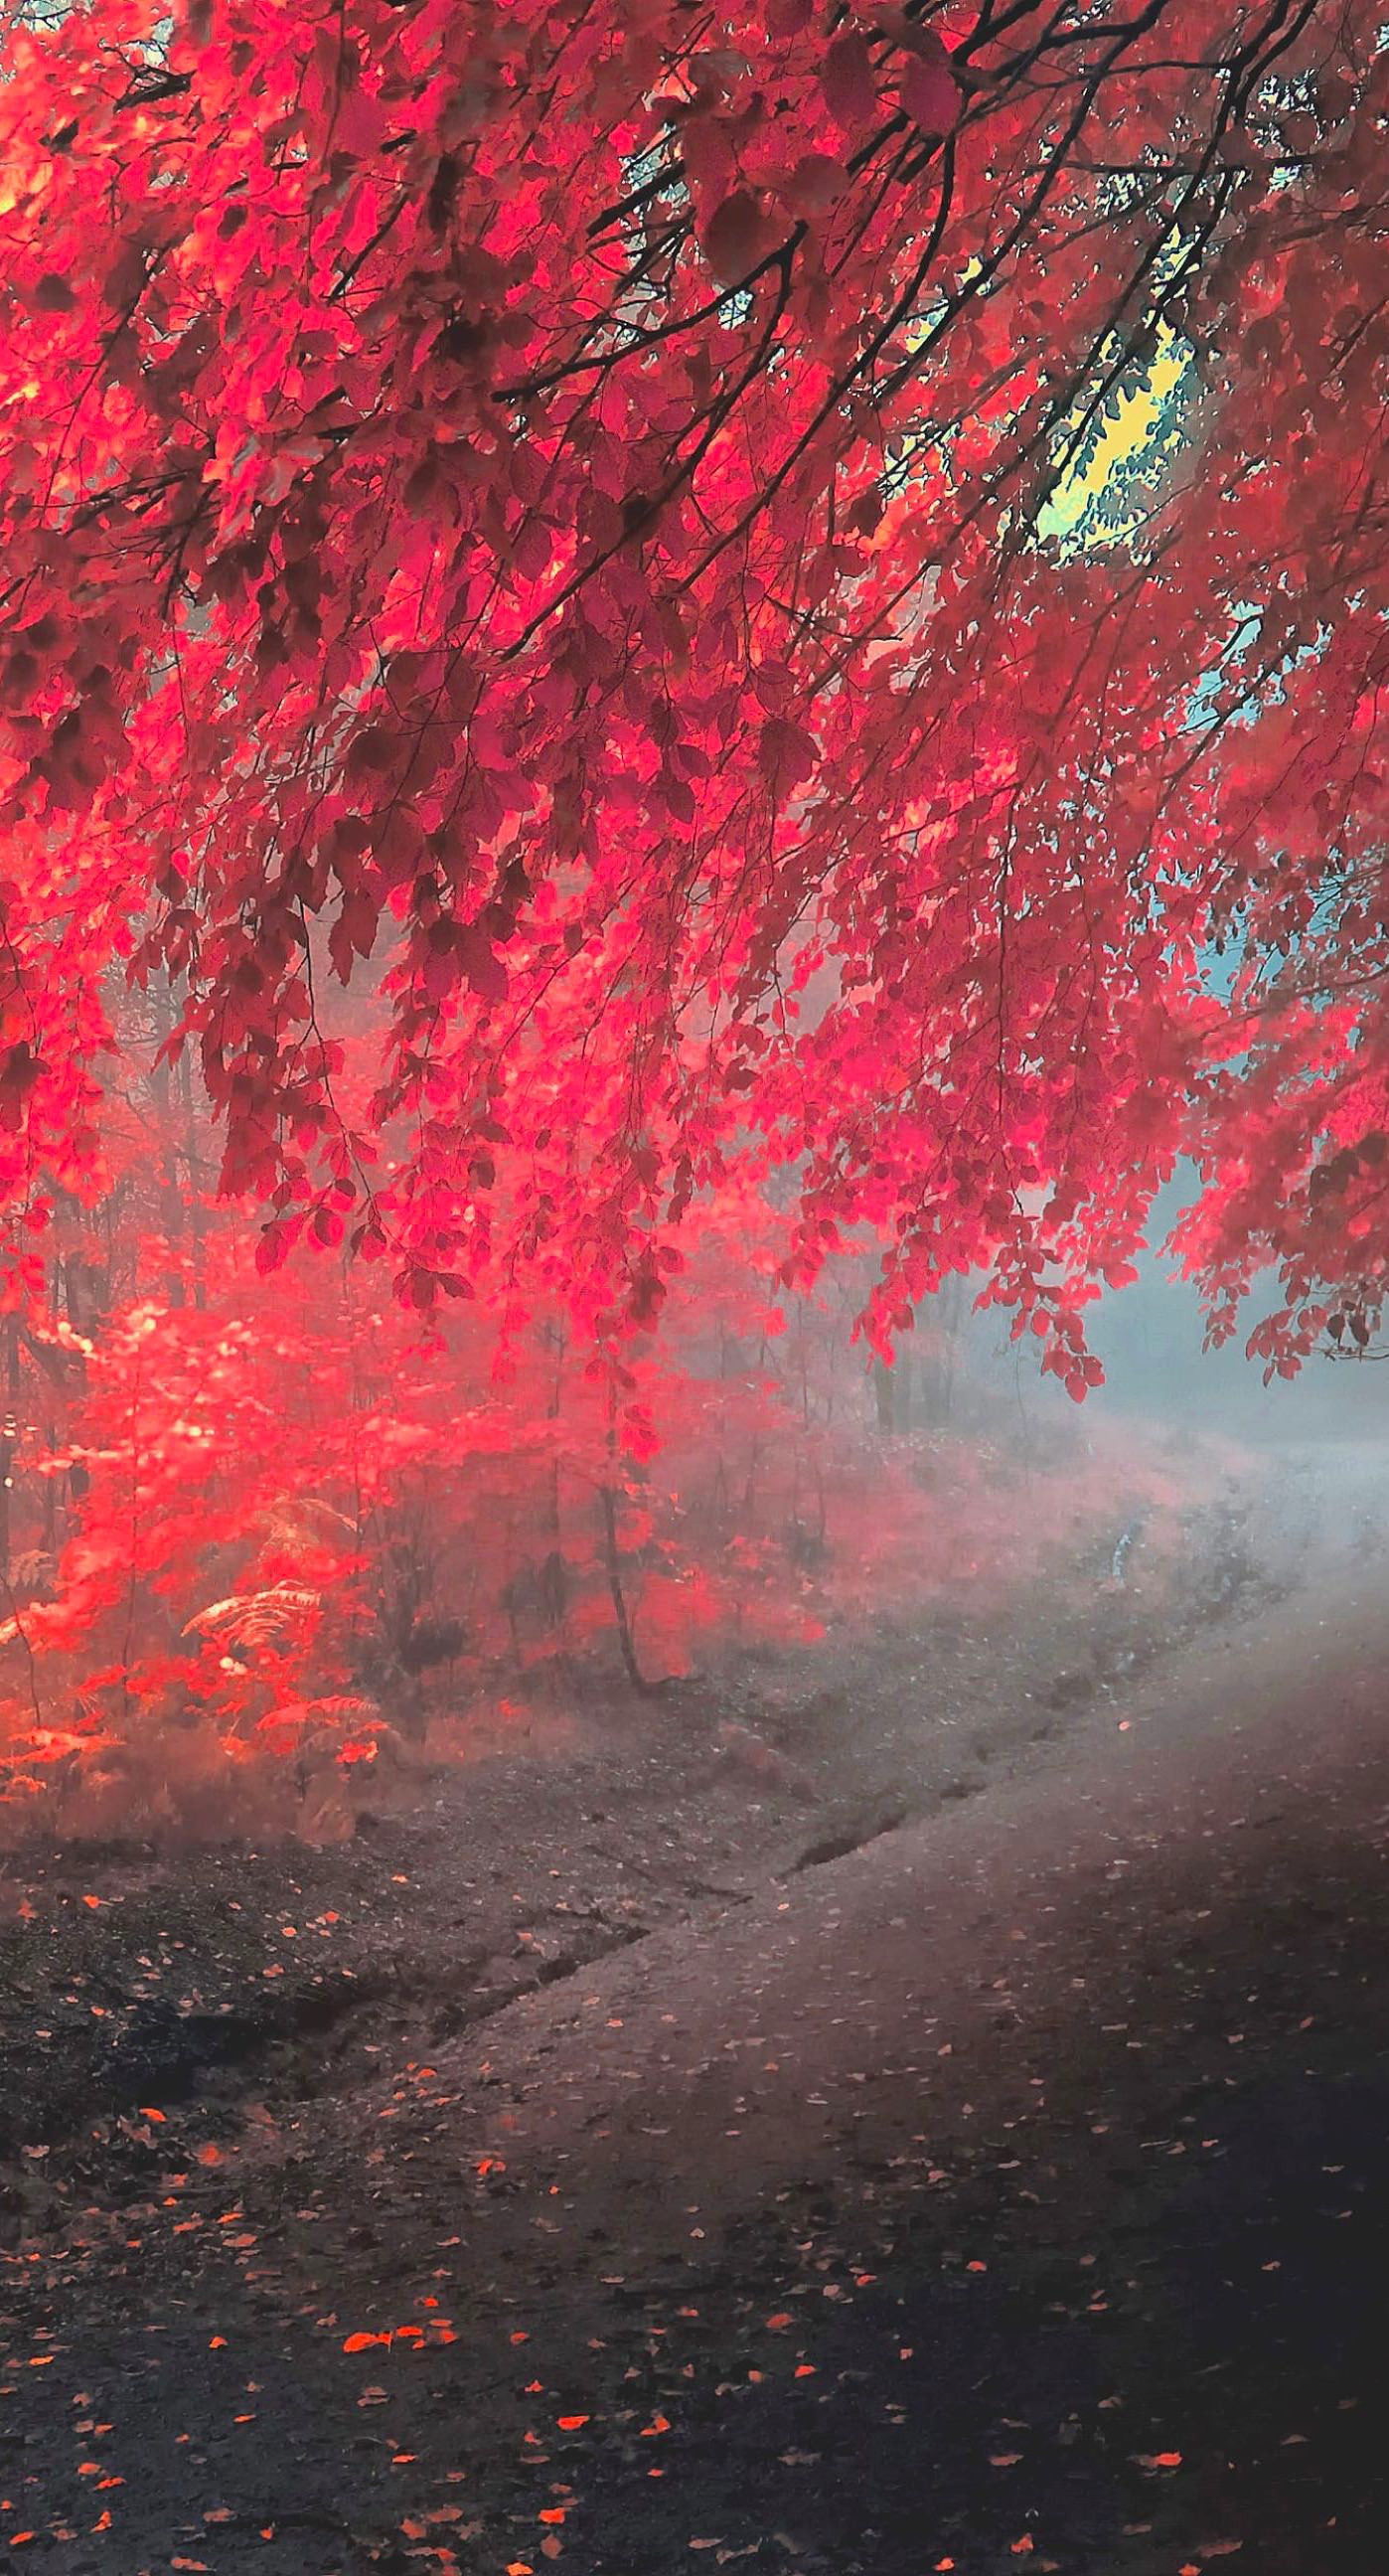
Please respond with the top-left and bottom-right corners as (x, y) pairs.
(0, 1441), (1302, 2213)
(3, 1442), (1388, 2573)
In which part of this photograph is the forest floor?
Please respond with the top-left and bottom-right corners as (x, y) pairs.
(1, 1434), (1387, 2573)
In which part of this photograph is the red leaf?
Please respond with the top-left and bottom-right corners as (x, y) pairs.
(758, 717), (818, 787)
(822, 31), (877, 128)
(456, 925), (509, 1004)
(899, 55), (959, 134)
(700, 190), (776, 284)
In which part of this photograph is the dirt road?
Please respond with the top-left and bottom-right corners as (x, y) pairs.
(3, 1445), (1388, 2573)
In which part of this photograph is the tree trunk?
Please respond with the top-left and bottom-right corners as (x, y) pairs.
(598, 1483), (645, 1692)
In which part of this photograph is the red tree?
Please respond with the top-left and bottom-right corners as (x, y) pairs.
(0, 2), (1384, 1383)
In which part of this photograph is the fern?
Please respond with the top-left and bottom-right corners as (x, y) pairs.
(183, 1583), (322, 1649)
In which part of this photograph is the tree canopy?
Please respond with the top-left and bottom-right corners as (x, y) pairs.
(0, 0), (1385, 1379)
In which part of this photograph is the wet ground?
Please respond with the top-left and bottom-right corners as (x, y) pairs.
(2, 1442), (1387, 2572)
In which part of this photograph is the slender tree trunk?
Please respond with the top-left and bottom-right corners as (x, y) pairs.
(150, 977), (187, 1306)
(598, 1483), (645, 1691)
(541, 1325), (569, 1656)
(0, 1316), (18, 1582)
(179, 1049), (207, 1309)
(599, 1353), (646, 1690)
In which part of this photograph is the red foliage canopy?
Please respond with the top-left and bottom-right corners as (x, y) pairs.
(0, 0), (1386, 1374)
